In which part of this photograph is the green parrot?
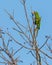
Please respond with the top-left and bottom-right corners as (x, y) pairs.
(32, 11), (41, 30)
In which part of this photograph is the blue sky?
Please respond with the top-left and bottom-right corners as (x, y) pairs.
(0, 0), (52, 65)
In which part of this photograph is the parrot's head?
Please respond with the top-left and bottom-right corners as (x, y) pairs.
(32, 11), (39, 15)
(32, 11), (35, 15)
(32, 11), (36, 17)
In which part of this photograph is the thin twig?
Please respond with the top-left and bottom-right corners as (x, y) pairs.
(6, 31), (35, 50)
(4, 9), (27, 30)
(5, 10), (32, 44)
(13, 46), (23, 56)
(40, 50), (52, 59)
(39, 38), (49, 50)
(42, 56), (49, 65)
(13, 27), (29, 43)
(22, 0), (32, 37)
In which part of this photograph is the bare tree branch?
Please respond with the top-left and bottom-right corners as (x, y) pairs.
(13, 46), (23, 56)
(40, 50), (52, 59)
(39, 37), (49, 50)
(6, 31), (34, 50)
(22, 0), (32, 37)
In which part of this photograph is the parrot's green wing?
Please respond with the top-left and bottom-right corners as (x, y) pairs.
(37, 23), (40, 29)
(32, 11), (41, 30)
(35, 11), (40, 18)
(35, 11), (41, 30)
